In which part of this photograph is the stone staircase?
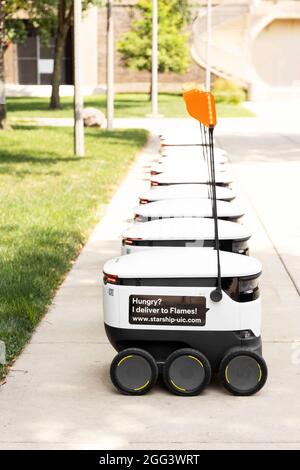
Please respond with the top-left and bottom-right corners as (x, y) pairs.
(191, 0), (300, 100)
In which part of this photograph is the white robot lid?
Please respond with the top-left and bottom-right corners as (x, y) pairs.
(151, 171), (232, 185)
(160, 136), (217, 146)
(123, 218), (251, 241)
(140, 185), (235, 202)
(161, 146), (227, 158)
(134, 199), (244, 219)
(160, 136), (205, 145)
(104, 249), (262, 279)
(151, 161), (226, 174)
(160, 153), (228, 164)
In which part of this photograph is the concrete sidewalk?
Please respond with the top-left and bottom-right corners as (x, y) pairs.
(0, 118), (300, 450)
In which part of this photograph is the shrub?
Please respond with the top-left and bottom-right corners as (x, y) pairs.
(212, 78), (246, 104)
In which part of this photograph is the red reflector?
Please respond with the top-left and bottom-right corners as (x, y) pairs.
(103, 273), (119, 284)
(151, 181), (158, 187)
(125, 237), (143, 245)
(139, 198), (149, 204)
(151, 170), (158, 176)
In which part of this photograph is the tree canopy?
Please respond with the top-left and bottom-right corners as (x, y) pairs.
(118, 0), (191, 75)
(0, 1), (100, 120)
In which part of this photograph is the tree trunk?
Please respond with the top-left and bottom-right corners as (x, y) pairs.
(50, 0), (72, 109)
(0, 3), (10, 130)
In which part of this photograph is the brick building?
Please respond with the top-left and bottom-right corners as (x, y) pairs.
(4, 1), (202, 96)
(5, 1), (300, 100)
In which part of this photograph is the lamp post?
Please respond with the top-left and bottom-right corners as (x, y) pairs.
(151, 0), (158, 115)
(147, 0), (162, 117)
(74, 0), (85, 156)
(206, 0), (212, 92)
(106, 0), (114, 130)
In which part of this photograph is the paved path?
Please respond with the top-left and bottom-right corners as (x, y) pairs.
(0, 116), (299, 450)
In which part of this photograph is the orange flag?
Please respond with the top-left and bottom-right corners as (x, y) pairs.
(183, 88), (217, 128)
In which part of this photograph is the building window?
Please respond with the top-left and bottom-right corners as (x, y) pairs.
(17, 23), (73, 85)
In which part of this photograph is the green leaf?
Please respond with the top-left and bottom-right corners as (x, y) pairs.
(117, 0), (191, 75)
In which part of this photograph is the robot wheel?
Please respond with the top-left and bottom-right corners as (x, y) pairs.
(219, 348), (268, 396)
(163, 348), (212, 396)
(110, 348), (158, 395)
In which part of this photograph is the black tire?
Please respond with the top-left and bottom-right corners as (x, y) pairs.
(163, 348), (211, 396)
(110, 348), (158, 395)
(219, 349), (268, 396)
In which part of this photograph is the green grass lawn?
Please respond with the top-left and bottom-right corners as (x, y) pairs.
(7, 93), (255, 120)
(0, 126), (148, 379)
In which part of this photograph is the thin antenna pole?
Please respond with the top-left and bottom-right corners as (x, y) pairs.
(106, 0), (114, 130)
(206, 0), (212, 92)
(74, 0), (85, 156)
(209, 126), (222, 302)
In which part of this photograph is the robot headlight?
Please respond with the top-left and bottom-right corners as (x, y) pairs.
(238, 277), (260, 302)
(232, 240), (249, 254)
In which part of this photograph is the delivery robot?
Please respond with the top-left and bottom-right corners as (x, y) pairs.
(102, 89), (267, 396)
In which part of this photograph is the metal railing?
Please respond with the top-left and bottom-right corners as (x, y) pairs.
(192, 1), (253, 85)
